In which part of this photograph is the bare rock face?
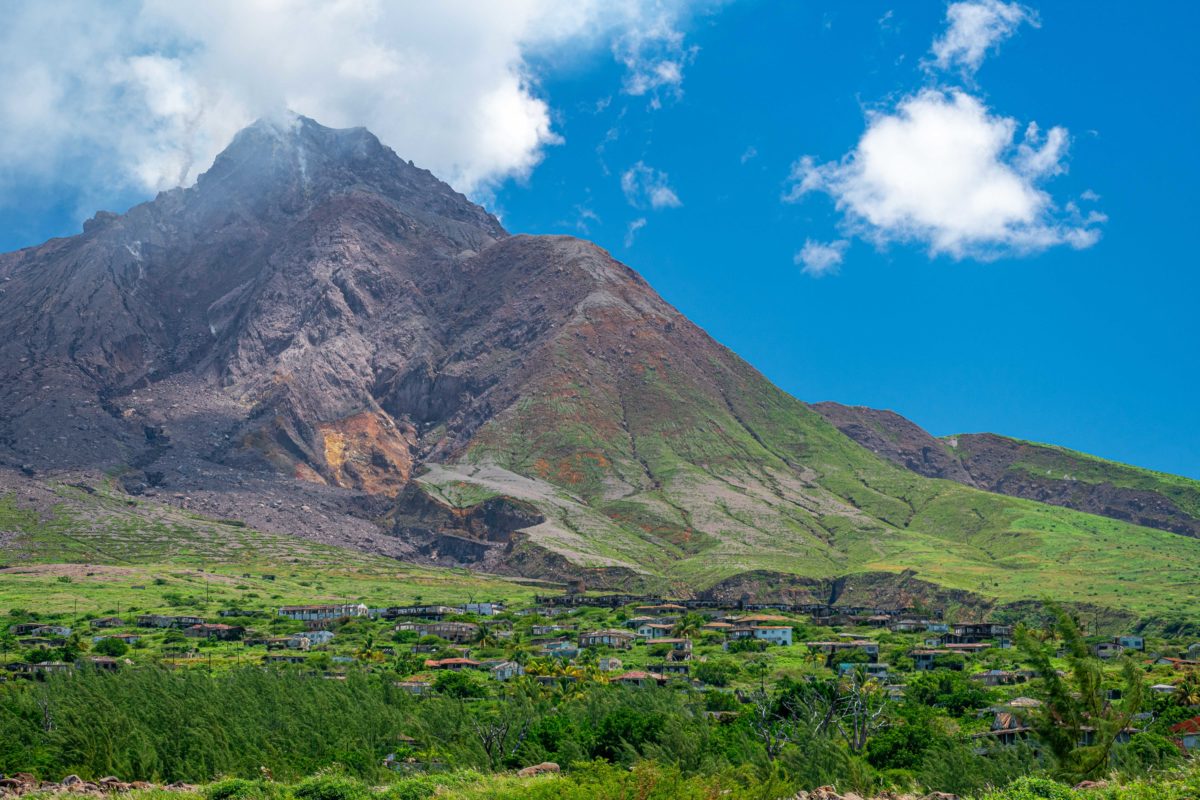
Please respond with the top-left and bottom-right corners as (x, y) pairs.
(0, 115), (698, 566)
(811, 403), (976, 485)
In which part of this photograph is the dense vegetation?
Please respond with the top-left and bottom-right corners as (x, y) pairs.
(0, 611), (1194, 799)
(3, 486), (1198, 798)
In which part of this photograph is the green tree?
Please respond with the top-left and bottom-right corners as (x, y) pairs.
(693, 658), (740, 687)
(671, 613), (705, 639)
(906, 670), (993, 717)
(1015, 602), (1146, 782)
(92, 637), (129, 657)
(433, 669), (486, 699)
(865, 706), (944, 771)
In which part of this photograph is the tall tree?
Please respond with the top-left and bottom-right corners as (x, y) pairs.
(1015, 603), (1145, 781)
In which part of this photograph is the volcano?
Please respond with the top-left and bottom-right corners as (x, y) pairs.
(3, 115), (1198, 611)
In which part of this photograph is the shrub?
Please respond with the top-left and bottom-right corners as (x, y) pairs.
(292, 774), (370, 800)
(205, 778), (283, 800)
(693, 658), (739, 687)
(93, 637), (129, 657)
(983, 776), (1077, 800)
(433, 670), (486, 699)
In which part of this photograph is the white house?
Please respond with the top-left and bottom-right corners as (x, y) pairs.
(637, 622), (674, 639)
(752, 626), (793, 646)
(489, 661), (524, 681)
(465, 602), (505, 616)
(278, 604), (368, 621)
(598, 656), (624, 672)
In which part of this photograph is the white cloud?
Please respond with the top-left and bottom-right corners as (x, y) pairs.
(621, 161), (683, 209)
(0, 0), (704, 203)
(574, 206), (601, 234)
(740, 145), (758, 164)
(927, 1), (1037, 75)
(611, 3), (698, 104)
(624, 217), (647, 246)
(785, 90), (1102, 259)
(795, 239), (848, 277)
(1014, 121), (1068, 178)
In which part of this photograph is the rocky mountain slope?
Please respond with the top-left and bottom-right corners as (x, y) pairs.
(2, 115), (1198, 618)
(815, 403), (1200, 538)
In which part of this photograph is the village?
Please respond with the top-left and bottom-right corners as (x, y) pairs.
(5, 587), (1200, 758)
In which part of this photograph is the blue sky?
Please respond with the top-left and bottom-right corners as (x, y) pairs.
(1, 2), (1197, 478)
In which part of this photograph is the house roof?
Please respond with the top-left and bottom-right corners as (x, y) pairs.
(424, 657), (480, 667)
(993, 712), (1018, 729)
(1007, 697), (1043, 708)
(1171, 715), (1200, 735)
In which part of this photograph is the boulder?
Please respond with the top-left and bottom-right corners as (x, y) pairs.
(517, 762), (561, 777)
(809, 787), (843, 800)
(1074, 781), (1108, 791)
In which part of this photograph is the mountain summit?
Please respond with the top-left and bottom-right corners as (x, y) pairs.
(2, 117), (1199, 615)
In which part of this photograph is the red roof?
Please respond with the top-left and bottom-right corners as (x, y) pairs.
(423, 658), (479, 667)
(1171, 715), (1200, 735)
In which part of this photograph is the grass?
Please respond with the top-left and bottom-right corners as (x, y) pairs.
(18, 762), (1200, 800)
(453, 325), (1200, 621)
(987, 436), (1200, 521)
(5, 319), (1199, 625)
(0, 487), (540, 618)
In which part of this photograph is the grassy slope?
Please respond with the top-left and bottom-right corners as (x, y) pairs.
(0, 486), (538, 617)
(953, 433), (1200, 520)
(457, 328), (1200, 618)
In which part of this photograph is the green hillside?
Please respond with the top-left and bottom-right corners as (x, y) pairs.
(952, 433), (1200, 521)
(436, 327), (1200, 620)
(0, 486), (539, 618)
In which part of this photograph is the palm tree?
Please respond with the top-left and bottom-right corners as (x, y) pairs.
(355, 633), (385, 662)
(473, 626), (499, 649)
(1176, 673), (1200, 707)
(522, 657), (555, 677)
(672, 612), (705, 639)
